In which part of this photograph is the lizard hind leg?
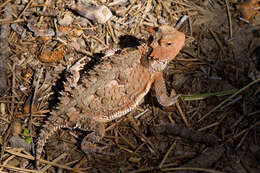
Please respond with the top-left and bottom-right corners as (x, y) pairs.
(80, 122), (106, 154)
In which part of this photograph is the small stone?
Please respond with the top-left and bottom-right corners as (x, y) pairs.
(73, 4), (113, 23)
(58, 12), (74, 26)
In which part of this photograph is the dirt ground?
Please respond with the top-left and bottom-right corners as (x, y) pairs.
(0, 0), (260, 172)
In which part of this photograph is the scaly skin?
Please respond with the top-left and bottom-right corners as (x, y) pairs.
(36, 25), (185, 169)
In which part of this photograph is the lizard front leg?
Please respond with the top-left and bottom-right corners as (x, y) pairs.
(153, 72), (180, 107)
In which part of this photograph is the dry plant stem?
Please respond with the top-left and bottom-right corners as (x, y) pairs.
(159, 0), (174, 22)
(0, 164), (41, 173)
(72, 156), (86, 173)
(155, 124), (219, 146)
(124, 0), (138, 17)
(239, 17), (250, 24)
(171, 89), (189, 127)
(220, 95), (242, 110)
(209, 29), (224, 52)
(119, 132), (136, 149)
(10, 63), (15, 117)
(0, 18), (24, 25)
(198, 122), (220, 132)
(231, 121), (260, 141)
(175, 15), (189, 30)
(0, 149), (21, 172)
(106, 21), (117, 43)
(133, 0), (152, 33)
(17, 0), (33, 19)
(158, 141), (176, 168)
(199, 78), (260, 122)
(240, 157), (253, 173)
(225, 0), (232, 39)
(235, 130), (249, 150)
(0, 125), (12, 163)
(176, 146), (225, 173)
(40, 153), (67, 172)
(38, 0), (51, 23)
(4, 149), (84, 173)
(0, 0), (11, 8)
(30, 68), (44, 156)
(188, 13), (193, 37)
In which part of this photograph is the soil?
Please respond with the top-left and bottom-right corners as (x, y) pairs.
(0, 0), (259, 172)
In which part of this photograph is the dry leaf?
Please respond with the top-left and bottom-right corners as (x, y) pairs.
(11, 121), (22, 136)
(38, 49), (65, 63)
(237, 0), (260, 23)
(57, 25), (83, 37)
(23, 93), (38, 114)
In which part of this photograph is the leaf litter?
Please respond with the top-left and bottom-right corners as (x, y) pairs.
(0, 0), (260, 172)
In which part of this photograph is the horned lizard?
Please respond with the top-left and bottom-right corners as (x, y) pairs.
(36, 25), (185, 167)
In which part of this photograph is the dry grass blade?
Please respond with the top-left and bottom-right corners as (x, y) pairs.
(30, 68), (44, 155)
(225, 0), (232, 38)
(132, 0), (152, 33)
(171, 89), (189, 127)
(4, 149), (84, 173)
(40, 153), (67, 172)
(1, 0), (259, 172)
(181, 89), (237, 101)
(0, 0), (11, 8)
(0, 164), (41, 173)
(199, 78), (260, 122)
(17, 0), (33, 19)
(158, 141), (176, 168)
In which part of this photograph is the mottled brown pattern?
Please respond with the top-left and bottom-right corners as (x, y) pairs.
(36, 25), (185, 168)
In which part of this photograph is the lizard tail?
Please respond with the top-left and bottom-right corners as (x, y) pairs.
(35, 121), (64, 169)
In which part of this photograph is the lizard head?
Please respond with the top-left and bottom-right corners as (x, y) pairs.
(148, 25), (185, 71)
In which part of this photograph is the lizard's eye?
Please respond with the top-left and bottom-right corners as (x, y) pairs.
(167, 42), (172, 46)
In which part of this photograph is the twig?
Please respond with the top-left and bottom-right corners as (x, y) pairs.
(209, 29), (224, 52)
(225, 0), (232, 39)
(171, 90), (189, 127)
(72, 156), (86, 173)
(0, 164), (41, 173)
(0, 0), (11, 9)
(17, 0), (33, 19)
(154, 124), (219, 146)
(159, 0), (174, 22)
(220, 95), (242, 110)
(30, 68), (44, 156)
(40, 153), (67, 172)
(4, 149), (85, 173)
(230, 121), (260, 141)
(175, 15), (189, 30)
(133, 0), (152, 33)
(199, 78), (260, 122)
(38, 0), (51, 23)
(158, 141), (176, 168)
(106, 21), (118, 43)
